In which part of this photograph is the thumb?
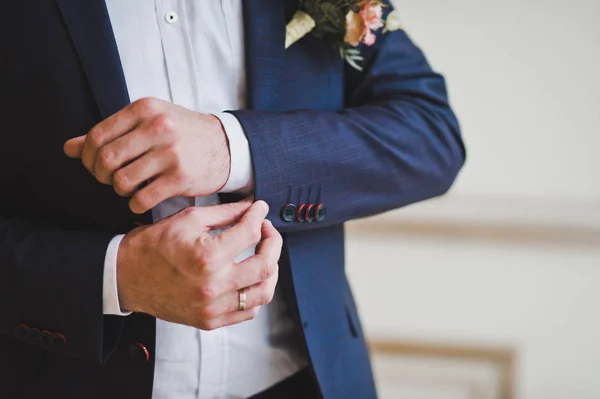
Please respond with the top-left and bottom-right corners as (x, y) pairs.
(63, 135), (86, 158)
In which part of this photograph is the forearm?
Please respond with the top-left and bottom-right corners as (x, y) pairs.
(232, 100), (463, 231)
(230, 26), (465, 232)
(0, 215), (124, 363)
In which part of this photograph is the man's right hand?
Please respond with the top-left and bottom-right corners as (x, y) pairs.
(116, 200), (282, 331)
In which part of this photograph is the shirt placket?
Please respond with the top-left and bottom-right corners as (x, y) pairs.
(154, 2), (228, 399)
(155, 0), (196, 110)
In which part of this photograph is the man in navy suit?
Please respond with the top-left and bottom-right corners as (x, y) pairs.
(0, 0), (465, 398)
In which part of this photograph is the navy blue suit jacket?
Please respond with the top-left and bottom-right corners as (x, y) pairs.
(0, 0), (465, 398)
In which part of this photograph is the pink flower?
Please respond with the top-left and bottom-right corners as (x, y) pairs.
(360, 0), (384, 31)
(362, 30), (377, 46)
(344, 0), (384, 47)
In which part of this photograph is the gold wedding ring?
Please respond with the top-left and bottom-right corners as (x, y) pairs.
(238, 289), (247, 311)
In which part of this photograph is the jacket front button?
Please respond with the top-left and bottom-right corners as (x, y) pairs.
(280, 204), (297, 223)
(129, 342), (150, 362)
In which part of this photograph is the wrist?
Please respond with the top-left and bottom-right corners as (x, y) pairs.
(116, 229), (144, 313)
(209, 114), (232, 192)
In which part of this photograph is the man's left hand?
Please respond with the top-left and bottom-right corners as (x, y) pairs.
(64, 97), (231, 214)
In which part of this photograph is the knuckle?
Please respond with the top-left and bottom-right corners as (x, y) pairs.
(133, 191), (152, 212)
(164, 143), (180, 158)
(172, 168), (191, 187)
(113, 171), (131, 196)
(135, 97), (159, 114)
(198, 282), (218, 301)
(194, 248), (215, 269)
(88, 129), (104, 150)
(97, 148), (115, 173)
(152, 114), (174, 133)
(259, 287), (274, 306)
(244, 223), (261, 244)
(259, 261), (275, 281)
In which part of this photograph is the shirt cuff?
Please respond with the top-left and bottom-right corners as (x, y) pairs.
(103, 234), (132, 316)
(215, 112), (254, 194)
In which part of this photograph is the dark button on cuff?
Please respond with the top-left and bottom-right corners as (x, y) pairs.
(14, 324), (29, 339)
(296, 204), (306, 223)
(280, 204), (297, 223)
(305, 204), (315, 223)
(315, 204), (327, 222)
(40, 330), (52, 346)
(129, 342), (150, 362)
(28, 328), (41, 344)
(52, 333), (67, 347)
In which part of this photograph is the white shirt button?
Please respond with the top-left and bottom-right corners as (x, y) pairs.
(165, 11), (178, 24)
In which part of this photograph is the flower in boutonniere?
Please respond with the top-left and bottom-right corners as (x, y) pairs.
(285, 0), (403, 71)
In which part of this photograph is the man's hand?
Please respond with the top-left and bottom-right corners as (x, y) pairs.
(63, 97), (231, 214)
(117, 200), (282, 331)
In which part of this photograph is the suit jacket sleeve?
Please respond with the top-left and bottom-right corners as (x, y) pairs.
(230, 22), (466, 232)
(0, 213), (125, 364)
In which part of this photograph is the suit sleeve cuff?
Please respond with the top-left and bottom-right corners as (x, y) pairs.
(103, 234), (132, 316)
(215, 112), (255, 194)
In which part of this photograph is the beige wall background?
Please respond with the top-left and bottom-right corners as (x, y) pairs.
(346, 1), (600, 398)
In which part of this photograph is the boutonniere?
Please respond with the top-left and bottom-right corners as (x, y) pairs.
(285, 0), (403, 71)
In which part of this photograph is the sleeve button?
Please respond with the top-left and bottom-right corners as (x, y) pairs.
(305, 204), (315, 223)
(315, 204), (327, 222)
(28, 328), (41, 344)
(129, 342), (150, 362)
(280, 204), (298, 223)
(14, 324), (29, 339)
(40, 330), (52, 346)
(296, 204), (306, 222)
(52, 333), (67, 347)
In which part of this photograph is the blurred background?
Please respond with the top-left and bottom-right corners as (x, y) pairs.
(346, 1), (600, 398)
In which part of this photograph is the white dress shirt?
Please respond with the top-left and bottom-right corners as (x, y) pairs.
(102, 1), (307, 398)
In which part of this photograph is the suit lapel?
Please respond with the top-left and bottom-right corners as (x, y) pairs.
(55, 0), (287, 115)
(54, 0), (130, 119)
(242, 0), (286, 111)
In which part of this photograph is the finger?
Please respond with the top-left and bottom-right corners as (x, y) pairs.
(129, 175), (180, 214)
(164, 199), (255, 232)
(198, 307), (261, 331)
(81, 104), (142, 174)
(63, 136), (86, 158)
(190, 198), (258, 230)
(213, 201), (269, 258)
(113, 150), (170, 197)
(94, 126), (159, 185)
(215, 220), (281, 293)
(256, 219), (283, 266)
(201, 269), (279, 317)
(214, 249), (279, 296)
